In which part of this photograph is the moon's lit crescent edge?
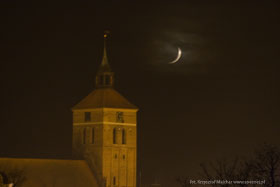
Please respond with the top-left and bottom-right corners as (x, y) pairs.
(169, 47), (182, 64)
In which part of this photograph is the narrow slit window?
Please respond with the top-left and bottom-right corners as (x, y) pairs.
(91, 128), (95, 144)
(113, 128), (117, 144)
(113, 176), (116, 185)
(122, 128), (126, 144)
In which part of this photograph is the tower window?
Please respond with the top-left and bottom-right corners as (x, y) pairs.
(83, 128), (87, 144)
(122, 128), (126, 144)
(99, 75), (104, 85)
(123, 155), (125, 160)
(113, 176), (116, 186)
(91, 128), (95, 144)
(113, 128), (117, 144)
(105, 75), (110, 85)
(85, 112), (91, 122)
(116, 112), (124, 123)
(115, 154), (117, 159)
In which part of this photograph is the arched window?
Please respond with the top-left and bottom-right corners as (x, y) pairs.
(122, 128), (126, 144)
(91, 128), (95, 144)
(113, 128), (117, 144)
(83, 128), (87, 144)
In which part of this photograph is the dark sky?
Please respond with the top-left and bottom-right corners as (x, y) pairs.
(1, 1), (280, 186)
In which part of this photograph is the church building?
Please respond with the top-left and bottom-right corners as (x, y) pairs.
(0, 33), (138, 187)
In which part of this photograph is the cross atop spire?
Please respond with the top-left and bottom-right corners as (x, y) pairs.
(96, 30), (114, 88)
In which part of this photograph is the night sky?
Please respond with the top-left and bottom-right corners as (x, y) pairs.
(1, 1), (280, 186)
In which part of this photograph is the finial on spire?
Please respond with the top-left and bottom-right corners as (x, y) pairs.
(100, 30), (111, 68)
(104, 30), (110, 38)
(102, 30), (110, 57)
(95, 30), (114, 88)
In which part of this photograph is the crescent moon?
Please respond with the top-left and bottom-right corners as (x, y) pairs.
(169, 47), (182, 64)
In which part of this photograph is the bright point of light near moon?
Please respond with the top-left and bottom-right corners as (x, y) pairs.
(169, 47), (182, 64)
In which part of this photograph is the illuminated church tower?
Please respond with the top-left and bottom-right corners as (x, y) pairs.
(72, 32), (138, 187)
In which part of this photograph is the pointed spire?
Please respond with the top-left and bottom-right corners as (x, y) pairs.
(96, 30), (114, 88)
(98, 31), (112, 73)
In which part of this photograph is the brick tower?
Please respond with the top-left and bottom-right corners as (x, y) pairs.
(72, 32), (138, 187)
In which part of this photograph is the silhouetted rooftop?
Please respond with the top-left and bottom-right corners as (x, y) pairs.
(0, 158), (98, 187)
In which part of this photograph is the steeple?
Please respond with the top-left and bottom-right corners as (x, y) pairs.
(95, 31), (114, 88)
(72, 30), (138, 187)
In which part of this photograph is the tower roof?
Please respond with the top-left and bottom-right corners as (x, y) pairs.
(73, 31), (137, 110)
(72, 88), (138, 110)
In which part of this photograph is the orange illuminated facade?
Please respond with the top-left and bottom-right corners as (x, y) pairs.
(72, 33), (138, 187)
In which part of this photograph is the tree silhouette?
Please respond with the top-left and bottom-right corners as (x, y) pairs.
(177, 143), (280, 187)
(249, 143), (280, 187)
(199, 157), (247, 187)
